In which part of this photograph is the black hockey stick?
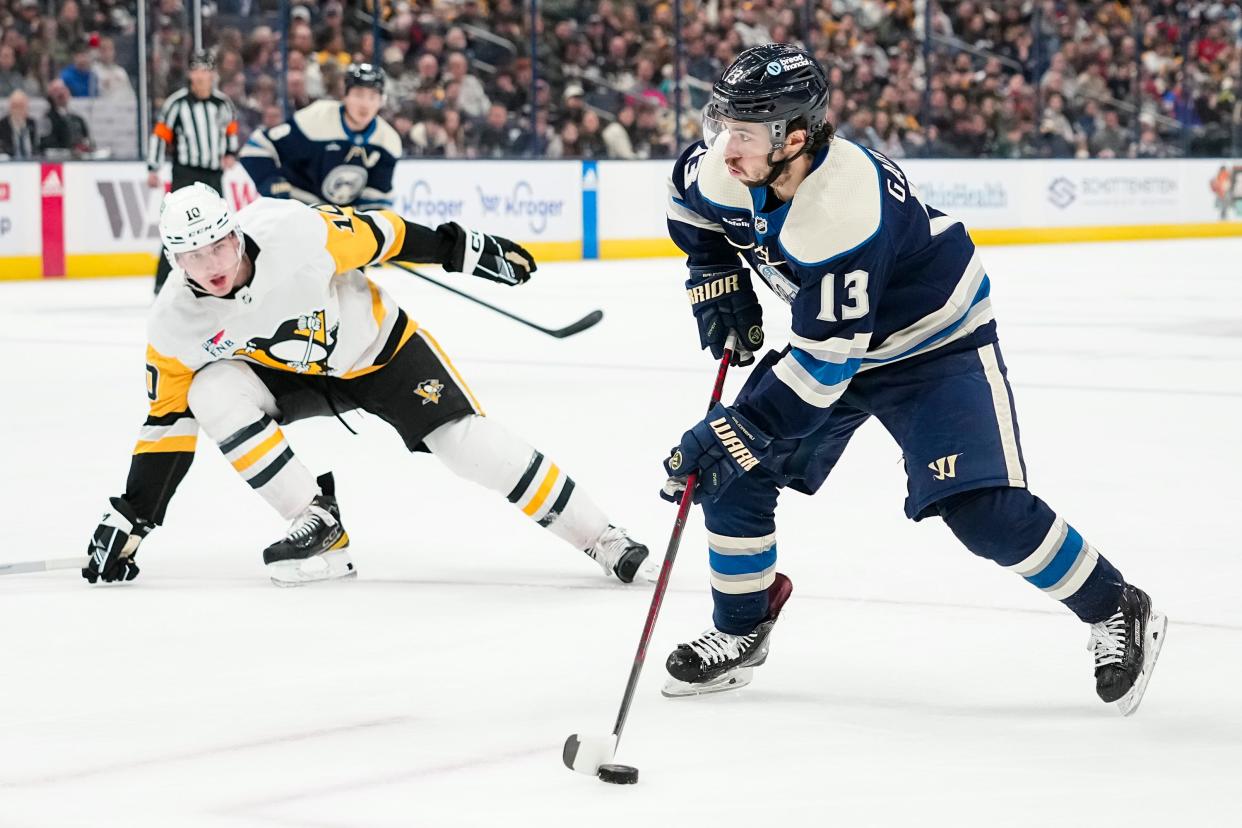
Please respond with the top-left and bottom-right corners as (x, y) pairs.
(562, 333), (737, 782)
(386, 262), (603, 339)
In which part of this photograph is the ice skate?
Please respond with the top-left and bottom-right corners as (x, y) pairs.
(263, 473), (355, 587)
(663, 573), (792, 697)
(588, 525), (656, 584)
(1087, 583), (1167, 716)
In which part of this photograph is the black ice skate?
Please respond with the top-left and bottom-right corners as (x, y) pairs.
(663, 572), (793, 697)
(588, 525), (655, 584)
(263, 473), (354, 587)
(1087, 583), (1167, 716)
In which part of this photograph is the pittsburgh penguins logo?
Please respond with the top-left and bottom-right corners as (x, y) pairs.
(236, 310), (338, 374)
(414, 378), (444, 405)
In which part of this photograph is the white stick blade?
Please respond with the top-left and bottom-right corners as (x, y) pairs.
(562, 733), (617, 775)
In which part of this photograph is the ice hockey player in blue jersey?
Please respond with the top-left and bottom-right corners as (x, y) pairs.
(240, 63), (400, 210)
(659, 44), (1166, 715)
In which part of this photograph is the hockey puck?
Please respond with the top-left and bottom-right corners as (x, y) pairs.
(597, 763), (639, 785)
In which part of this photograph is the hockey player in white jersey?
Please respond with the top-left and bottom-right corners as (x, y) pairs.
(240, 63), (400, 210)
(82, 184), (652, 587)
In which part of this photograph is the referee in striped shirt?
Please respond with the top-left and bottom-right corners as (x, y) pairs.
(147, 50), (239, 292)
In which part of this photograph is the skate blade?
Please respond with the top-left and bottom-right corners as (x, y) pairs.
(270, 569), (358, 588)
(268, 549), (357, 587)
(1115, 610), (1167, 716)
(661, 667), (753, 698)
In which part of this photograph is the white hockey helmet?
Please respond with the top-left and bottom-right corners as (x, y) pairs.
(159, 182), (238, 255)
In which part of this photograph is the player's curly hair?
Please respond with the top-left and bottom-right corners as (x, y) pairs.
(789, 116), (836, 152)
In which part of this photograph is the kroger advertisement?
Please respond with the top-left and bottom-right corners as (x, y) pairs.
(390, 161), (581, 252)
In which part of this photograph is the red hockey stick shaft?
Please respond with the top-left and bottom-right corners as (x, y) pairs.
(610, 338), (736, 741)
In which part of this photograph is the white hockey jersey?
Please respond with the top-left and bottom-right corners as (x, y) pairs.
(126, 198), (422, 522)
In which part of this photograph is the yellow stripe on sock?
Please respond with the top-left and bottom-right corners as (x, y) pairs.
(522, 464), (560, 517)
(231, 429), (285, 473)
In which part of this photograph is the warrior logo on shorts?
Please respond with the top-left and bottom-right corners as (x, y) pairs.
(235, 309), (338, 375)
(414, 378), (444, 405)
(928, 453), (963, 481)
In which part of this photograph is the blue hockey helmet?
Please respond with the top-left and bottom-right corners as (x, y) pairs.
(704, 44), (830, 159)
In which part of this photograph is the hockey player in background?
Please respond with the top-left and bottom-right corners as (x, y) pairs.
(240, 63), (400, 210)
(659, 44), (1165, 714)
(83, 184), (651, 587)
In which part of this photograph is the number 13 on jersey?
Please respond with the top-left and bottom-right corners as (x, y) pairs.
(816, 269), (869, 322)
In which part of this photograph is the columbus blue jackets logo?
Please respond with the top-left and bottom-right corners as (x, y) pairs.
(236, 309), (338, 374)
(322, 164), (370, 205)
(414, 378), (444, 405)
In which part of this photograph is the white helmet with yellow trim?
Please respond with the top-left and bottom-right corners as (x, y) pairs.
(159, 182), (238, 256)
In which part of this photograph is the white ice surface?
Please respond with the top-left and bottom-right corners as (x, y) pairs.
(0, 240), (1239, 827)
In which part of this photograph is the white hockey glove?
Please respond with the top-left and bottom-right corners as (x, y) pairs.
(82, 497), (152, 584)
(440, 222), (536, 286)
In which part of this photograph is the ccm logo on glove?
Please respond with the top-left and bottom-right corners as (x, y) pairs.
(710, 417), (761, 471)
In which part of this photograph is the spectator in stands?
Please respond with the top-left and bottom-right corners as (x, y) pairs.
(11, 0), (41, 40)
(59, 41), (94, 96)
(409, 109), (449, 157)
(1134, 123), (1170, 158)
(578, 109), (607, 156)
(42, 78), (92, 155)
(0, 88), (38, 158)
(415, 52), (440, 91)
(561, 83), (586, 123)
(1037, 92), (1077, 157)
(445, 51), (488, 118)
(56, 1), (86, 51)
(602, 103), (636, 159)
(1090, 109), (1131, 158)
(488, 70), (525, 111)
(0, 44), (35, 97)
(475, 102), (519, 158)
(91, 35), (132, 100)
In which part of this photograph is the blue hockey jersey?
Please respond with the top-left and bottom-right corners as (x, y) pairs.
(240, 99), (402, 210)
(667, 137), (997, 440)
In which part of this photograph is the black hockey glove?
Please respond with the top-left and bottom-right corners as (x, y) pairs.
(440, 222), (536, 286)
(82, 497), (152, 584)
(686, 267), (764, 366)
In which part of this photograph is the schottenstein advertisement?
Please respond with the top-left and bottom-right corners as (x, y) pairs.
(0, 163), (42, 280)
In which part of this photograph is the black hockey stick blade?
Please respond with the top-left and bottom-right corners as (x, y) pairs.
(550, 309), (604, 338)
(386, 262), (604, 339)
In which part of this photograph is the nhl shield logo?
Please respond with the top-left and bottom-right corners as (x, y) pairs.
(414, 378), (445, 405)
(754, 217), (768, 234)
